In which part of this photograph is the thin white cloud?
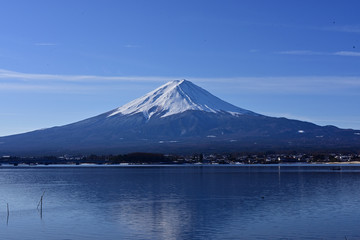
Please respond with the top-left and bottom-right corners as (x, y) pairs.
(323, 25), (360, 34)
(34, 43), (57, 46)
(277, 50), (360, 57)
(195, 76), (360, 94)
(277, 50), (324, 55)
(334, 51), (360, 57)
(0, 82), (142, 94)
(0, 69), (174, 82)
(0, 69), (360, 94)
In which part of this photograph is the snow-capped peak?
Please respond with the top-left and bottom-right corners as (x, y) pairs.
(108, 79), (256, 119)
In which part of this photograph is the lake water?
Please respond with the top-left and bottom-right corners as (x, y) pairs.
(0, 165), (360, 239)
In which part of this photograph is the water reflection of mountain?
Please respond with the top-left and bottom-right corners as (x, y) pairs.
(2, 166), (360, 239)
(39, 166), (360, 239)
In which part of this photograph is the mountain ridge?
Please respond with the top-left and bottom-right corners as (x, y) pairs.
(0, 80), (359, 155)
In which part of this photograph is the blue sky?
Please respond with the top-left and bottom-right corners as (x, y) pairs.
(1, 0), (360, 136)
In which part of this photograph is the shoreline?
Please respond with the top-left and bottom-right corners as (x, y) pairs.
(1, 162), (360, 168)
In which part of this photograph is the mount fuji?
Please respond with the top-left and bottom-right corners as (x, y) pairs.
(108, 80), (257, 119)
(0, 80), (359, 155)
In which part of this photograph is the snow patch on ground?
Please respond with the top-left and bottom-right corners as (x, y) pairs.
(158, 140), (178, 143)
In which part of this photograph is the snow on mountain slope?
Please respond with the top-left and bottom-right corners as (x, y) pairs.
(108, 79), (256, 119)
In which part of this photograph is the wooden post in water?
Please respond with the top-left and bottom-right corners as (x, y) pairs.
(6, 203), (9, 225)
(37, 191), (45, 219)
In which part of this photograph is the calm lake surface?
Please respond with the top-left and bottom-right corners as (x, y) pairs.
(1, 165), (360, 239)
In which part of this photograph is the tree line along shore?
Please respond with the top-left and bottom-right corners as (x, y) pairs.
(1, 152), (360, 166)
